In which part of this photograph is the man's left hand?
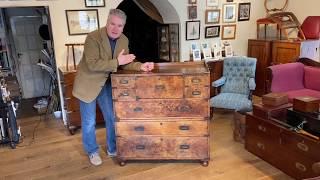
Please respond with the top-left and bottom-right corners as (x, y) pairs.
(140, 62), (154, 72)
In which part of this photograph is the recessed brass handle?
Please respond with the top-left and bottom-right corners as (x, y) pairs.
(297, 142), (309, 152)
(191, 78), (200, 83)
(134, 126), (144, 131)
(258, 125), (266, 132)
(120, 92), (129, 96)
(257, 142), (265, 150)
(120, 79), (128, 84)
(133, 107), (143, 112)
(155, 85), (165, 90)
(136, 145), (145, 150)
(180, 144), (190, 149)
(179, 125), (190, 130)
(192, 91), (201, 95)
(295, 162), (307, 172)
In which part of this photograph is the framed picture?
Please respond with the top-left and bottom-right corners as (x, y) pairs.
(186, 21), (200, 40)
(238, 3), (251, 21)
(226, 0), (233, 2)
(85, 0), (105, 7)
(201, 42), (210, 50)
(222, 3), (236, 23)
(225, 45), (233, 57)
(205, 25), (220, 38)
(222, 24), (236, 40)
(205, 9), (220, 24)
(203, 48), (212, 59)
(66, 9), (100, 35)
(188, 0), (197, 4)
(192, 49), (202, 61)
(213, 45), (222, 59)
(206, 0), (219, 7)
(188, 6), (197, 19)
(190, 42), (199, 53)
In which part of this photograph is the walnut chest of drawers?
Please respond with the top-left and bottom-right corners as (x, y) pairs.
(111, 62), (210, 166)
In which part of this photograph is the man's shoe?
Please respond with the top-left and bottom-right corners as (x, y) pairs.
(89, 152), (102, 166)
(107, 150), (117, 157)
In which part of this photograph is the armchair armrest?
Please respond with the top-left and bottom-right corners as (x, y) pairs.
(212, 76), (226, 87)
(248, 78), (256, 90)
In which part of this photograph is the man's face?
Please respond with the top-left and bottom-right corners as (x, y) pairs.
(106, 15), (125, 39)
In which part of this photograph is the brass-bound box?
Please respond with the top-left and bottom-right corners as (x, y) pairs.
(262, 93), (288, 107)
(253, 102), (292, 119)
(293, 96), (320, 113)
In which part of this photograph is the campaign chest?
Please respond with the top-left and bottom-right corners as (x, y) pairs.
(111, 62), (210, 166)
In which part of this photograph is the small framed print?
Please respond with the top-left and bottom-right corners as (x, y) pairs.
(190, 42), (200, 53)
(192, 49), (202, 61)
(238, 3), (251, 21)
(225, 45), (233, 57)
(222, 24), (236, 40)
(203, 48), (212, 59)
(213, 46), (222, 59)
(206, 0), (219, 7)
(188, 0), (197, 4)
(66, 9), (100, 35)
(85, 0), (105, 7)
(186, 21), (200, 40)
(201, 42), (210, 50)
(205, 25), (220, 38)
(222, 3), (236, 23)
(205, 9), (220, 24)
(188, 6), (197, 19)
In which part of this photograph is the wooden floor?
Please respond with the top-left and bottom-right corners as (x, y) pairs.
(0, 111), (293, 180)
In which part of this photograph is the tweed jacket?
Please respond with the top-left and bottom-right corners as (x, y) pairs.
(72, 27), (142, 103)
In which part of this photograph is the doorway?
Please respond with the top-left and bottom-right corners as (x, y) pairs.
(0, 7), (57, 118)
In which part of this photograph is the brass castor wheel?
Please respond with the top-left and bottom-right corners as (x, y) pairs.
(201, 161), (209, 167)
(68, 126), (78, 135)
(119, 161), (126, 166)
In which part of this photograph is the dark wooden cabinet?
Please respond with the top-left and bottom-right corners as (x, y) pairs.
(248, 39), (302, 96)
(206, 60), (223, 97)
(111, 62), (210, 166)
(59, 67), (103, 135)
(246, 113), (320, 179)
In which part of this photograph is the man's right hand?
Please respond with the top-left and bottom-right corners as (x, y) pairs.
(117, 49), (136, 65)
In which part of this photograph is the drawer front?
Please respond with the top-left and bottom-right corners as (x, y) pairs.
(62, 72), (76, 85)
(111, 76), (135, 88)
(184, 86), (209, 98)
(117, 136), (209, 159)
(246, 115), (280, 138)
(116, 120), (208, 136)
(184, 75), (209, 87)
(135, 76), (183, 99)
(114, 99), (209, 119)
(281, 130), (320, 161)
(280, 149), (320, 179)
(112, 89), (136, 101)
(67, 111), (81, 126)
(65, 97), (79, 111)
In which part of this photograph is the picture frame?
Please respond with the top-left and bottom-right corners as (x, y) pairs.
(222, 24), (236, 40)
(205, 25), (220, 38)
(192, 49), (202, 61)
(188, 0), (197, 4)
(186, 20), (200, 40)
(226, 0), (233, 2)
(190, 42), (199, 54)
(212, 45), (222, 59)
(238, 3), (251, 21)
(205, 9), (220, 24)
(188, 6), (197, 19)
(201, 42), (210, 50)
(85, 0), (105, 7)
(66, 9), (100, 35)
(222, 3), (236, 23)
(206, 0), (219, 7)
(202, 48), (212, 59)
(225, 45), (233, 57)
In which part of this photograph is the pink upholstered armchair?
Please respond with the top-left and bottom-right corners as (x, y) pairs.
(266, 58), (320, 102)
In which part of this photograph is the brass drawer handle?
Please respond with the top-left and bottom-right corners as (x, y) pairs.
(295, 162), (307, 172)
(312, 162), (320, 174)
(134, 126), (144, 131)
(120, 92), (129, 96)
(192, 91), (201, 95)
(191, 78), (200, 83)
(177, 105), (191, 112)
(180, 144), (190, 149)
(179, 125), (190, 130)
(133, 107), (143, 112)
(120, 79), (129, 84)
(136, 145), (145, 150)
(155, 85), (165, 90)
(297, 142), (309, 152)
(65, 97), (71, 100)
(258, 125), (266, 132)
(257, 142), (265, 150)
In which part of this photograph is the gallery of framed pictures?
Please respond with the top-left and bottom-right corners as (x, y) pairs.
(205, 25), (220, 38)
(66, 9), (100, 35)
(186, 20), (200, 40)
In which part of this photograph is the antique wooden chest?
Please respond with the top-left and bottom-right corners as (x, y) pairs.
(111, 61), (210, 166)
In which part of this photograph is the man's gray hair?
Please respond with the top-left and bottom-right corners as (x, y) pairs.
(108, 9), (127, 24)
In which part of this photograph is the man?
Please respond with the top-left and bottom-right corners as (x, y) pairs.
(72, 9), (154, 166)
